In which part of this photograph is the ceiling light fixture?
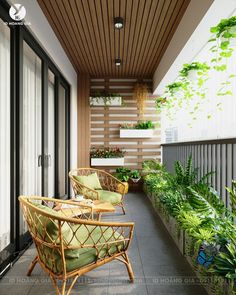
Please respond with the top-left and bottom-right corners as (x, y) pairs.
(115, 58), (121, 66)
(114, 17), (124, 29)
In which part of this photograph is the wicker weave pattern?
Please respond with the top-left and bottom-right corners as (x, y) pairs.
(19, 196), (134, 295)
(69, 168), (126, 214)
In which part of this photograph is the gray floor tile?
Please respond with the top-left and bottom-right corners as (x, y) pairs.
(0, 192), (206, 294)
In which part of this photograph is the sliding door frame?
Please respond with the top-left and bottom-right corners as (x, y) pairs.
(0, 0), (71, 274)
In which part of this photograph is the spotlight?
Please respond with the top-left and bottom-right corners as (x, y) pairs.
(114, 17), (124, 29)
(115, 58), (121, 66)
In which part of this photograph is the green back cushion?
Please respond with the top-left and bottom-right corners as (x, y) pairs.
(29, 203), (79, 259)
(74, 173), (102, 190)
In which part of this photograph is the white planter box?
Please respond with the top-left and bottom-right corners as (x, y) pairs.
(120, 129), (154, 138)
(89, 96), (122, 106)
(91, 157), (125, 166)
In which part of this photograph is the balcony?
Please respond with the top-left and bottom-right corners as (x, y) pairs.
(0, 0), (236, 294)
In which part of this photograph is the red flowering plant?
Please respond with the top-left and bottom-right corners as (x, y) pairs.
(90, 147), (125, 158)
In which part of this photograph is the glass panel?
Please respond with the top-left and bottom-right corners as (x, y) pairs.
(58, 84), (66, 197)
(44, 70), (55, 197)
(0, 22), (10, 251)
(20, 41), (42, 233)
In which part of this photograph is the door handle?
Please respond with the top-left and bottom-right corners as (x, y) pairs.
(38, 155), (42, 167)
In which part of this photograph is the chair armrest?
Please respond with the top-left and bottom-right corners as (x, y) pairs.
(65, 219), (135, 254)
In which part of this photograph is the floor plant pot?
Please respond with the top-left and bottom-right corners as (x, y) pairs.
(120, 129), (154, 138)
(91, 157), (125, 166)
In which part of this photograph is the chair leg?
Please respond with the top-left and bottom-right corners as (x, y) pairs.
(27, 255), (38, 276)
(124, 253), (134, 282)
(121, 203), (126, 215)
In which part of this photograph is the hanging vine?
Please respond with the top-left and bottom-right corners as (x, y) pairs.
(133, 83), (149, 116)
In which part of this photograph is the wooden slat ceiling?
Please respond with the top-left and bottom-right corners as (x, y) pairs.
(37, 0), (190, 78)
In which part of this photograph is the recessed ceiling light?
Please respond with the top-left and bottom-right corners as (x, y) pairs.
(115, 58), (121, 66)
(114, 17), (124, 29)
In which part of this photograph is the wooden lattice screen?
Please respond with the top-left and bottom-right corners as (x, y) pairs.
(90, 78), (161, 171)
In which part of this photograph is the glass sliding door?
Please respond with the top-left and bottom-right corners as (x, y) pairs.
(0, 20), (11, 254)
(58, 84), (67, 197)
(20, 41), (42, 234)
(44, 69), (55, 197)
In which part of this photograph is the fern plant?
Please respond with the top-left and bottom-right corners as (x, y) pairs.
(226, 180), (236, 216)
(174, 155), (198, 187)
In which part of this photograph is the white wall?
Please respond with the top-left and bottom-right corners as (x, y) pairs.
(8, 0), (78, 174)
(153, 0), (214, 93)
(155, 0), (236, 143)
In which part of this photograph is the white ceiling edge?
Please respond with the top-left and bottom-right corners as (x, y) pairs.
(153, 0), (236, 95)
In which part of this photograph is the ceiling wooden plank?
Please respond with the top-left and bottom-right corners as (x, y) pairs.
(150, 0), (191, 74)
(66, 0), (98, 75)
(124, 0), (139, 76)
(47, 0), (89, 73)
(38, 0), (190, 78)
(144, 0), (183, 75)
(100, 0), (112, 76)
(58, 0), (95, 74)
(131, 0), (158, 77)
(128, 0), (147, 77)
(37, 0), (83, 72)
(135, 0), (166, 77)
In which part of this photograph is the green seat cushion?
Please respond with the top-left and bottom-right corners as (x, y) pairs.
(74, 173), (102, 190)
(41, 224), (125, 273)
(97, 190), (122, 205)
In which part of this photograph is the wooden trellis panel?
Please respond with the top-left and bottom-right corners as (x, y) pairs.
(90, 78), (161, 171)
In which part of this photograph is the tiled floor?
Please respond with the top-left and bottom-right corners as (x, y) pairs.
(0, 192), (207, 294)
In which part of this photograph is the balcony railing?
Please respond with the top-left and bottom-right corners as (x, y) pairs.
(162, 138), (236, 208)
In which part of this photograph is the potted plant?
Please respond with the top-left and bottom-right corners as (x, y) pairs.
(120, 120), (155, 138)
(89, 90), (122, 106)
(114, 167), (130, 194)
(179, 62), (210, 81)
(166, 81), (185, 96)
(133, 83), (149, 115)
(90, 147), (125, 166)
(129, 170), (141, 183)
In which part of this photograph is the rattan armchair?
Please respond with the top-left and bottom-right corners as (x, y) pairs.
(69, 168), (127, 214)
(19, 195), (134, 295)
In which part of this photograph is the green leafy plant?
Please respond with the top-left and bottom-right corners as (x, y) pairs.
(129, 170), (140, 179)
(142, 159), (164, 174)
(191, 228), (215, 248)
(120, 120), (155, 130)
(179, 62), (210, 78)
(114, 167), (131, 182)
(226, 180), (236, 216)
(211, 241), (236, 281)
(187, 185), (225, 217)
(166, 81), (185, 95)
(174, 155), (198, 187)
(90, 147), (125, 158)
